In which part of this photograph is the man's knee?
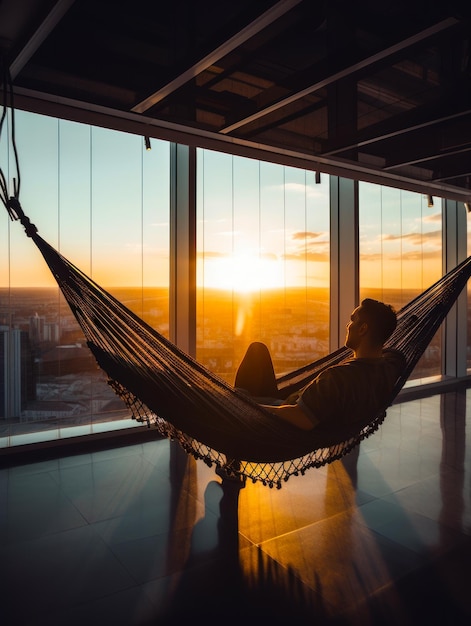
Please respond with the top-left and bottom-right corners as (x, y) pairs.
(235, 341), (278, 397)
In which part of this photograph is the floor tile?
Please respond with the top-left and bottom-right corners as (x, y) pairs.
(28, 585), (158, 626)
(2, 525), (136, 625)
(252, 509), (425, 619)
(0, 470), (87, 544)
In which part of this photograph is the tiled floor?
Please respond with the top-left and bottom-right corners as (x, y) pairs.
(1, 388), (470, 626)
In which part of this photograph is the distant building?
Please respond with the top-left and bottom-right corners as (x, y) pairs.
(0, 328), (35, 419)
(44, 322), (60, 343)
(29, 314), (45, 343)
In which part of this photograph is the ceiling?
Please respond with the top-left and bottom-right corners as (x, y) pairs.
(1, 0), (471, 202)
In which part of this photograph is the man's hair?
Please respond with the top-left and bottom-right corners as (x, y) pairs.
(359, 298), (397, 345)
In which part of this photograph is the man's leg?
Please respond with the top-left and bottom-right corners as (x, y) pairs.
(217, 342), (278, 484)
(234, 341), (279, 398)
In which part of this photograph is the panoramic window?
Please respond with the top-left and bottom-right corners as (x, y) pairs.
(359, 183), (442, 380)
(0, 111), (170, 447)
(196, 149), (330, 383)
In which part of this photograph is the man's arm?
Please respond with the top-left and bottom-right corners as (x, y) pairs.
(261, 366), (340, 430)
(261, 402), (318, 430)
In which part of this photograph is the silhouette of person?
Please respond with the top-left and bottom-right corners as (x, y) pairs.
(235, 298), (406, 431)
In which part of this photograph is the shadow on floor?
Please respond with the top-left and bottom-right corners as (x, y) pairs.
(156, 471), (343, 626)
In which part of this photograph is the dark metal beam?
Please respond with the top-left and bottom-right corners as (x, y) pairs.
(219, 17), (458, 134)
(384, 144), (471, 171)
(8, 0), (76, 79)
(325, 102), (471, 159)
(131, 0), (302, 114)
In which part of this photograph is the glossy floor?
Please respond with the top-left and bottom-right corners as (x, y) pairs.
(1, 388), (470, 625)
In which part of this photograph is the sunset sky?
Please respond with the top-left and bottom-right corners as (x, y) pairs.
(1, 109), (449, 292)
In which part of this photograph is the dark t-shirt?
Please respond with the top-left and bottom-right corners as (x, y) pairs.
(296, 349), (406, 428)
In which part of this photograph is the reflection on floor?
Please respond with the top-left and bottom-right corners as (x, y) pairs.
(1, 388), (470, 625)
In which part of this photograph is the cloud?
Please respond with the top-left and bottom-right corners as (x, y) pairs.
(197, 250), (226, 259)
(284, 239), (330, 262)
(423, 212), (442, 223)
(291, 230), (326, 241)
(360, 248), (441, 262)
(381, 229), (441, 245)
(197, 250), (279, 261)
(284, 249), (330, 262)
(284, 182), (307, 193)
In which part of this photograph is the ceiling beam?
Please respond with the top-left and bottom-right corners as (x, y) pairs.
(219, 17), (458, 134)
(8, 0), (76, 79)
(131, 0), (302, 114)
(384, 144), (471, 171)
(431, 165), (471, 183)
(325, 104), (471, 159)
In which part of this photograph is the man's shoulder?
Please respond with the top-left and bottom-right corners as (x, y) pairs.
(318, 349), (406, 379)
(329, 349), (406, 378)
(382, 348), (407, 367)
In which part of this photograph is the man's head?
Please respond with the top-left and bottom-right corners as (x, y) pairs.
(346, 298), (397, 353)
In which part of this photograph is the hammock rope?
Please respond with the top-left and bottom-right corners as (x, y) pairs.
(1, 76), (470, 487)
(4, 198), (471, 487)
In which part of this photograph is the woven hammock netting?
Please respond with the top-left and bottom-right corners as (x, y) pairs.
(6, 196), (471, 488)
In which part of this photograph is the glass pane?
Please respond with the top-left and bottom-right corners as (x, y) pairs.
(0, 111), (170, 448)
(197, 149), (330, 384)
(359, 183), (442, 380)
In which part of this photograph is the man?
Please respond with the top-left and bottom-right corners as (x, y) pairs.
(234, 298), (406, 431)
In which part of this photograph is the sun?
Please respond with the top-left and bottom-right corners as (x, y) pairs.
(201, 252), (284, 292)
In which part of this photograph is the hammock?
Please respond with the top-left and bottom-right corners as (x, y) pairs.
(4, 198), (471, 487)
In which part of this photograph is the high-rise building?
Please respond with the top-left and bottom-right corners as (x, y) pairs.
(29, 314), (46, 344)
(0, 328), (35, 419)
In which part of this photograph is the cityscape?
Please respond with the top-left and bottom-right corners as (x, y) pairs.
(0, 283), (453, 441)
